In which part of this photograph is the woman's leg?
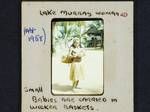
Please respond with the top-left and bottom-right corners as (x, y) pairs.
(75, 80), (79, 88)
(72, 81), (76, 89)
(72, 80), (79, 89)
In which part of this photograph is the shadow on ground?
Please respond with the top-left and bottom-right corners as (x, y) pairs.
(52, 83), (102, 95)
(52, 83), (72, 92)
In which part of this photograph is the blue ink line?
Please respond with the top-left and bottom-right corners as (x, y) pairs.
(24, 27), (36, 36)
(42, 27), (46, 44)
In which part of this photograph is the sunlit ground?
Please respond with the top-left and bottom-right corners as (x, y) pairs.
(52, 49), (103, 95)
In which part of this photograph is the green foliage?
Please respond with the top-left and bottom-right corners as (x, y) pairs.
(52, 20), (104, 53)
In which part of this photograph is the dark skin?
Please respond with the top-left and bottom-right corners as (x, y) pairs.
(72, 80), (79, 88)
(70, 40), (84, 89)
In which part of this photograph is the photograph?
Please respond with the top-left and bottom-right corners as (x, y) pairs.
(51, 19), (104, 95)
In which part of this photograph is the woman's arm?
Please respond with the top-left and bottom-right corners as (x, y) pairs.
(68, 47), (72, 56)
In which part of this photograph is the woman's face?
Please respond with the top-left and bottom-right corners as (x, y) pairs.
(74, 40), (80, 48)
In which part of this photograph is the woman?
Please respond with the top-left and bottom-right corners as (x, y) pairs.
(68, 38), (85, 90)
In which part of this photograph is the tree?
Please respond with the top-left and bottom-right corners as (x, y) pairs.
(52, 20), (104, 53)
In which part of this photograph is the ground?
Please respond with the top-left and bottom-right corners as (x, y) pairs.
(52, 49), (103, 95)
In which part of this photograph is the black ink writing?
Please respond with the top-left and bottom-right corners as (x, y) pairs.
(30, 104), (57, 110)
(78, 97), (107, 102)
(95, 11), (120, 16)
(40, 9), (56, 16)
(32, 96), (57, 103)
(39, 9), (128, 18)
(61, 97), (75, 103)
(60, 10), (92, 17)
(64, 104), (94, 111)
(111, 98), (118, 103)
(24, 86), (43, 93)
